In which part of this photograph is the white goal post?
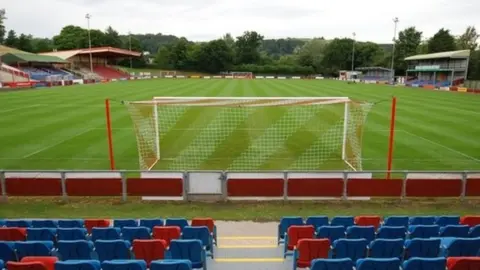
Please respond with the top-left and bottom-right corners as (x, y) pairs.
(123, 97), (373, 171)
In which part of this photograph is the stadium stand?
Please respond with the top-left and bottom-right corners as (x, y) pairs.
(0, 63), (30, 83)
(356, 67), (393, 83)
(93, 66), (129, 79)
(405, 50), (470, 88)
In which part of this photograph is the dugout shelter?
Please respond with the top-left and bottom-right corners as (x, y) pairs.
(405, 50), (470, 87)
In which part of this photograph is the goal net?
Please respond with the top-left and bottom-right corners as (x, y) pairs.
(123, 97), (373, 171)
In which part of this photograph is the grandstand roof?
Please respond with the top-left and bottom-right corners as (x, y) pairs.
(0, 45), (32, 57)
(40, 46), (141, 60)
(1, 52), (68, 64)
(356, 67), (393, 71)
(405, 50), (470, 61)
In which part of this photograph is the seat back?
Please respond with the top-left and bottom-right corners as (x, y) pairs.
(14, 241), (54, 260)
(6, 261), (47, 270)
(408, 225), (440, 239)
(91, 228), (121, 242)
(113, 219), (138, 229)
(26, 228), (57, 242)
(354, 216), (381, 229)
(165, 219), (189, 232)
(296, 239), (330, 268)
(310, 258), (354, 270)
(356, 258), (401, 270)
(0, 241), (17, 262)
(460, 215), (480, 227)
(150, 260), (192, 270)
(57, 228), (87, 241)
(286, 225), (315, 250)
(191, 218), (215, 234)
(447, 257), (480, 270)
(84, 219), (110, 234)
(139, 219), (163, 231)
(331, 216), (354, 228)
(402, 257), (446, 270)
(278, 217), (304, 239)
(6, 220), (31, 228)
(54, 260), (101, 270)
(31, 220), (58, 229)
(169, 240), (204, 265)
(470, 225), (480, 238)
(384, 216), (409, 227)
(333, 239), (368, 262)
(439, 225), (470, 237)
(404, 238), (441, 259)
(0, 228), (27, 241)
(346, 226), (375, 242)
(316, 226), (345, 243)
(57, 240), (94, 260)
(21, 256), (58, 270)
(101, 260), (146, 270)
(443, 238), (480, 257)
(435, 216), (459, 226)
(121, 227), (151, 242)
(94, 240), (131, 262)
(152, 226), (181, 247)
(376, 226), (406, 239)
(57, 220), (84, 228)
(409, 216), (435, 225)
(306, 216), (329, 230)
(182, 226), (211, 249)
(369, 239), (404, 258)
(132, 239), (166, 266)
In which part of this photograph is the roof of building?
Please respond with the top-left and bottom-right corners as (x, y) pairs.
(40, 46), (141, 59)
(0, 45), (32, 57)
(356, 67), (393, 71)
(404, 50), (471, 61)
(1, 52), (69, 64)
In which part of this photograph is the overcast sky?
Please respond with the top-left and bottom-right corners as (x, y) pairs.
(3, 0), (479, 43)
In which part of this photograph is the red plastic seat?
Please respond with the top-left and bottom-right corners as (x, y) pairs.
(84, 219), (110, 233)
(132, 239), (167, 266)
(21, 257), (58, 270)
(152, 226), (181, 247)
(6, 262), (47, 270)
(0, 228), (27, 241)
(286, 225), (315, 251)
(355, 216), (381, 229)
(460, 216), (480, 227)
(191, 218), (215, 233)
(447, 257), (480, 270)
(295, 239), (330, 268)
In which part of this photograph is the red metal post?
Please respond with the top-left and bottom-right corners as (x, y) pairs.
(386, 97), (397, 180)
(105, 99), (116, 170)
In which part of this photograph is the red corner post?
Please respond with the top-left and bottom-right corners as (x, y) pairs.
(386, 97), (397, 180)
(105, 99), (116, 170)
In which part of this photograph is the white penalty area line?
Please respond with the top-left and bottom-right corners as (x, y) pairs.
(22, 128), (96, 158)
(0, 104), (43, 113)
(399, 129), (480, 163)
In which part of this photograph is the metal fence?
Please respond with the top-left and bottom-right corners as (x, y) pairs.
(464, 80), (480, 89)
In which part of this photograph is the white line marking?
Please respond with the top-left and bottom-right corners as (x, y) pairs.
(400, 129), (480, 163)
(0, 104), (43, 113)
(22, 128), (95, 158)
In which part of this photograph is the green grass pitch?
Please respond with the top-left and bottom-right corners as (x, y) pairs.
(0, 79), (479, 172)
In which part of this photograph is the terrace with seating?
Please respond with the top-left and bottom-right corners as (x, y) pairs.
(1, 53), (69, 82)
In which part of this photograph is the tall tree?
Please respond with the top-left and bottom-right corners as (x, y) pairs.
(4, 30), (17, 47)
(0, 9), (6, 44)
(196, 39), (233, 73)
(53, 25), (86, 50)
(16, 34), (33, 52)
(456, 26), (479, 51)
(296, 38), (328, 73)
(31, 38), (54, 53)
(394, 27), (422, 74)
(235, 31), (264, 64)
(428, 28), (456, 53)
(104, 26), (122, 48)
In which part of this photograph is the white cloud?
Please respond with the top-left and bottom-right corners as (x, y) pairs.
(3, 0), (479, 43)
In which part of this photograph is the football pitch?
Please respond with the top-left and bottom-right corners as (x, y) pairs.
(0, 79), (479, 172)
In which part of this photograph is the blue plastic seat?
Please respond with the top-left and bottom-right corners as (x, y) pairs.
(346, 226), (375, 242)
(310, 258), (354, 270)
(121, 227), (151, 242)
(57, 240), (94, 260)
(150, 260), (192, 270)
(6, 220), (31, 228)
(408, 225), (439, 239)
(57, 228), (88, 241)
(470, 225), (480, 238)
(101, 260), (146, 270)
(0, 220), (5, 227)
(439, 225), (470, 237)
(15, 241), (54, 259)
(306, 216), (329, 230)
(91, 228), (121, 242)
(356, 258), (401, 270)
(169, 240), (206, 270)
(0, 241), (16, 262)
(409, 216), (435, 225)
(139, 219), (164, 230)
(383, 216), (409, 227)
(32, 220), (58, 228)
(0, 259), (3, 270)
(27, 228), (57, 242)
(368, 239), (404, 258)
(332, 239), (367, 263)
(58, 220), (84, 228)
(165, 219), (189, 233)
(277, 217), (303, 245)
(404, 238), (440, 259)
(54, 260), (101, 270)
(402, 257), (446, 270)
(435, 216), (460, 226)
(94, 240), (132, 262)
(113, 219), (138, 229)
(439, 237), (480, 257)
(331, 217), (354, 228)
(376, 226), (406, 239)
(316, 226), (345, 243)
(181, 226), (213, 258)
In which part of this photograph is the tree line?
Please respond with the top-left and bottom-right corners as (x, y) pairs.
(0, 8), (479, 79)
